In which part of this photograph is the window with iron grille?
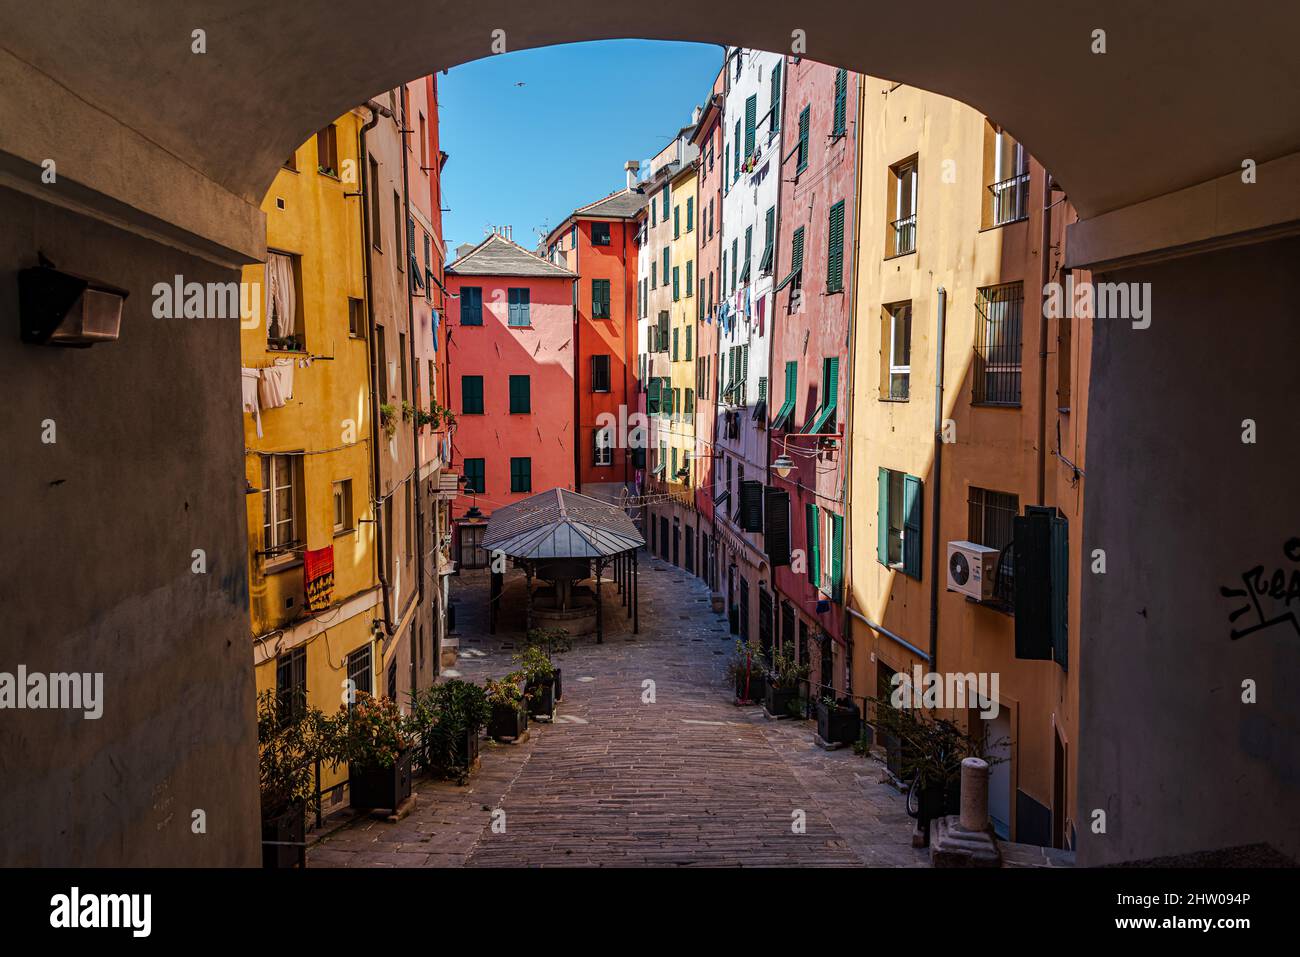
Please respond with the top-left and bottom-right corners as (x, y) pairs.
(969, 487), (1019, 605)
(346, 645), (372, 706)
(988, 126), (1030, 227)
(275, 647), (306, 726)
(889, 158), (918, 256)
(973, 282), (1024, 405)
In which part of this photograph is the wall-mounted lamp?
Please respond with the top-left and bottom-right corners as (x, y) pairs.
(20, 260), (128, 347)
(771, 453), (795, 479)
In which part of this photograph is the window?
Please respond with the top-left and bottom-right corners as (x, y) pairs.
(686, 196), (694, 232)
(333, 479), (353, 533)
(510, 457), (532, 493)
(685, 325), (693, 360)
(987, 124), (1030, 226)
(316, 124), (338, 176)
(708, 199), (714, 239)
(804, 356), (839, 434)
(890, 159), (918, 256)
(672, 266), (680, 302)
(974, 282), (1024, 405)
(348, 297), (364, 337)
(346, 645), (372, 703)
(368, 156), (381, 250)
(878, 468), (923, 579)
(770, 61), (782, 134)
(461, 375), (484, 414)
(657, 311), (669, 353)
(283, 148), (298, 172)
(775, 226), (804, 300)
(731, 238), (738, 291)
(672, 327), (679, 360)
(733, 119), (741, 181)
(686, 260), (693, 296)
(405, 478), (413, 562)
(376, 324), (388, 397)
(685, 388), (695, 413)
(593, 427), (613, 467)
(662, 247), (669, 284)
(592, 278), (611, 319)
(418, 112), (427, 168)
(651, 262), (656, 289)
(592, 221), (611, 246)
(759, 206), (775, 273)
(744, 94), (757, 159)
(806, 503), (820, 587)
(265, 251), (302, 350)
(884, 302), (912, 400)
(661, 185), (670, 221)
(591, 354), (611, 393)
(674, 204), (680, 239)
(462, 457), (485, 494)
(261, 454), (302, 560)
(773, 360), (797, 429)
(459, 287), (483, 325)
(507, 287), (530, 326)
(969, 487), (1020, 604)
(393, 192), (403, 267)
(275, 648), (306, 726)
(827, 200), (846, 292)
(508, 374), (531, 413)
(796, 106), (810, 173)
(398, 332), (408, 401)
(831, 69), (848, 137)
(740, 227), (752, 285)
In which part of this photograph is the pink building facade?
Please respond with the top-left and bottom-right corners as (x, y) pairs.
(769, 61), (859, 693)
(445, 233), (577, 567)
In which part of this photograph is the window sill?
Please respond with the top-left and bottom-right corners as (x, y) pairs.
(979, 216), (1029, 233)
(883, 250), (916, 262)
(317, 170), (341, 181)
(265, 556), (304, 574)
(971, 401), (1022, 410)
(878, 396), (910, 403)
(508, 325), (534, 330)
(965, 595), (1015, 617)
(334, 527), (356, 539)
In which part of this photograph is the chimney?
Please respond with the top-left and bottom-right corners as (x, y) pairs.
(625, 160), (640, 189)
(455, 242), (474, 260)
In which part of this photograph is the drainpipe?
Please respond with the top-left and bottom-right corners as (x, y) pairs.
(398, 90), (427, 695)
(1036, 172), (1054, 505)
(928, 286), (947, 672)
(359, 101), (396, 638)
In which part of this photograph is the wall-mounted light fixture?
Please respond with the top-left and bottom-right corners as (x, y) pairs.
(19, 259), (128, 347)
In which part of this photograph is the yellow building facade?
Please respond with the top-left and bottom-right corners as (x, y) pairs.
(666, 161), (699, 499)
(846, 79), (1088, 849)
(241, 110), (383, 801)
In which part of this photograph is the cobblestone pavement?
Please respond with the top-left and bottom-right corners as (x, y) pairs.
(309, 553), (927, 867)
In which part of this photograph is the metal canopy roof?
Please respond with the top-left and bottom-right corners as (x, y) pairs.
(482, 488), (644, 561)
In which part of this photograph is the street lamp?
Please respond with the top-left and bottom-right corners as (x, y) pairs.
(772, 453), (795, 478)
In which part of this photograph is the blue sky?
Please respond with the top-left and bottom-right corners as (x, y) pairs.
(439, 40), (723, 261)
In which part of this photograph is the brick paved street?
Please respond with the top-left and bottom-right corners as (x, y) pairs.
(309, 552), (927, 867)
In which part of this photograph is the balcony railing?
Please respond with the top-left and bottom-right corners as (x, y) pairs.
(890, 213), (916, 256)
(989, 171), (1031, 226)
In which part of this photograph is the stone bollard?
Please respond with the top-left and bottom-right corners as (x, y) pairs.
(959, 757), (990, 832)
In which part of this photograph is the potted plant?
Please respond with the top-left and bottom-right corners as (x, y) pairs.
(816, 694), (862, 747)
(726, 640), (767, 704)
(517, 645), (558, 720)
(485, 672), (528, 742)
(256, 689), (338, 868)
(409, 680), (490, 783)
(525, 627), (571, 702)
(379, 403), (398, 439)
(763, 645), (809, 719)
(338, 692), (415, 812)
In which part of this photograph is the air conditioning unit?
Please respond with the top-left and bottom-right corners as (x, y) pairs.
(946, 541), (1000, 600)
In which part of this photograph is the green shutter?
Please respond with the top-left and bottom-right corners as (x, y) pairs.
(648, 377), (661, 415)
(827, 200), (845, 291)
(734, 119), (741, 179)
(662, 246), (669, 280)
(686, 197), (694, 231)
(797, 106), (810, 172)
(807, 503), (820, 587)
(903, 474), (923, 579)
(674, 204), (680, 238)
(832, 69), (847, 136)
(744, 94), (756, 158)
(770, 61), (781, 133)
(877, 468), (889, 565)
(830, 512), (845, 601)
